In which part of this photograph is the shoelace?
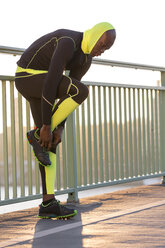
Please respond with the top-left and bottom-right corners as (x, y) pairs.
(53, 199), (68, 211)
(41, 199), (60, 208)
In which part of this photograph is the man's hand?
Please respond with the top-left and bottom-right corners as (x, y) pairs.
(51, 126), (64, 150)
(39, 125), (52, 150)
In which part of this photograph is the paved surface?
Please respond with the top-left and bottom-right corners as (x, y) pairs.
(1, 184), (165, 248)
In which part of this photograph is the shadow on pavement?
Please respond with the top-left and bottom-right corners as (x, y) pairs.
(32, 200), (102, 248)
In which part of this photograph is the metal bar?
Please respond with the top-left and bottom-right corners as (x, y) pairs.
(82, 103), (87, 185)
(87, 89), (93, 184)
(154, 91), (160, 172)
(159, 72), (165, 173)
(137, 89), (142, 176)
(18, 93), (25, 196)
(75, 108), (82, 186)
(0, 75), (15, 81)
(84, 81), (165, 91)
(0, 188), (75, 206)
(70, 111), (79, 202)
(128, 88), (134, 177)
(10, 81), (17, 198)
(133, 89), (138, 176)
(92, 86), (98, 183)
(0, 45), (25, 55)
(159, 89), (165, 173)
(103, 87), (109, 182)
(142, 89), (147, 175)
(146, 90), (151, 174)
(2, 80), (9, 199)
(123, 88), (129, 178)
(119, 87), (124, 179)
(92, 58), (165, 72)
(66, 113), (78, 202)
(35, 160), (40, 194)
(151, 90), (155, 173)
(98, 86), (104, 182)
(26, 101), (32, 195)
(56, 147), (61, 190)
(62, 127), (67, 189)
(77, 173), (165, 192)
(113, 87), (119, 180)
(108, 87), (114, 181)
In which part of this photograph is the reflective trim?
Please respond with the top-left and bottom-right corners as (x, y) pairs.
(42, 95), (53, 107)
(45, 152), (56, 194)
(16, 65), (48, 75)
(51, 97), (79, 131)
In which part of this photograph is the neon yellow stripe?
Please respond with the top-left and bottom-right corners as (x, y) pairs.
(16, 65), (48, 75)
(51, 97), (79, 131)
(26, 36), (76, 68)
(68, 83), (79, 98)
(42, 95), (53, 107)
(45, 152), (56, 194)
(66, 75), (79, 97)
(27, 37), (58, 68)
(66, 77), (72, 95)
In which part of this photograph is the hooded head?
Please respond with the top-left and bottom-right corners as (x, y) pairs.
(81, 22), (116, 56)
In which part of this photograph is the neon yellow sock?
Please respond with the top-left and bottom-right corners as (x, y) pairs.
(46, 97), (78, 194)
(51, 97), (79, 131)
(45, 152), (56, 194)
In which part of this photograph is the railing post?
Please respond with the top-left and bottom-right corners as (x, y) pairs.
(66, 112), (79, 202)
(160, 72), (165, 183)
(64, 70), (79, 202)
(2, 80), (9, 199)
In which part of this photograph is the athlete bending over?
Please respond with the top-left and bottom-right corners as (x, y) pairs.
(15, 22), (116, 219)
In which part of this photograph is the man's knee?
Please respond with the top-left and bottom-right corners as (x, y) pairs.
(59, 76), (89, 104)
(72, 81), (89, 104)
(79, 83), (89, 102)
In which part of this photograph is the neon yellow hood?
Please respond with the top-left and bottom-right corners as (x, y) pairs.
(81, 22), (115, 54)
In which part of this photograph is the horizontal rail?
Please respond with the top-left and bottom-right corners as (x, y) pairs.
(0, 45), (165, 72)
(84, 81), (165, 90)
(92, 58), (165, 72)
(1, 74), (164, 91)
(0, 45), (25, 55)
(0, 75), (15, 80)
(77, 173), (165, 192)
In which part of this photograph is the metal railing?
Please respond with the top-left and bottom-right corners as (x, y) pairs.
(0, 46), (165, 205)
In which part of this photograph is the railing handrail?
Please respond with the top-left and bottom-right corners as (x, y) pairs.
(0, 45), (165, 72)
(0, 45), (25, 55)
(83, 81), (165, 91)
(92, 58), (165, 72)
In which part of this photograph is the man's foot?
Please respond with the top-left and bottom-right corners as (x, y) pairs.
(38, 198), (77, 219)
(27, 129), (51, 166)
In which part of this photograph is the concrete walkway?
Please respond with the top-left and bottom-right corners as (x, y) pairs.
(0, 184), (165, 248)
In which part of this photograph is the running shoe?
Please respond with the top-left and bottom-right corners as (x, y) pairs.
(27, 129), (51, 166)
(38, 198), (77, 219)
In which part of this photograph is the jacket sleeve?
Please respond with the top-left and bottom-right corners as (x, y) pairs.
(69, 55), (92, 81)
(42, 38), (75, 125)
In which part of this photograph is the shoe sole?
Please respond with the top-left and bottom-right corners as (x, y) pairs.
(37, 210), (77, 219)
(27, 132), (51, 167)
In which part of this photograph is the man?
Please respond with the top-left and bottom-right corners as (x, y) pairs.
(15, 22), (116, 219)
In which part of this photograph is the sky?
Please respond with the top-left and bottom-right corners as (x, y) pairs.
(1, 0), (165, 66)
(0, 0), (165, 84)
